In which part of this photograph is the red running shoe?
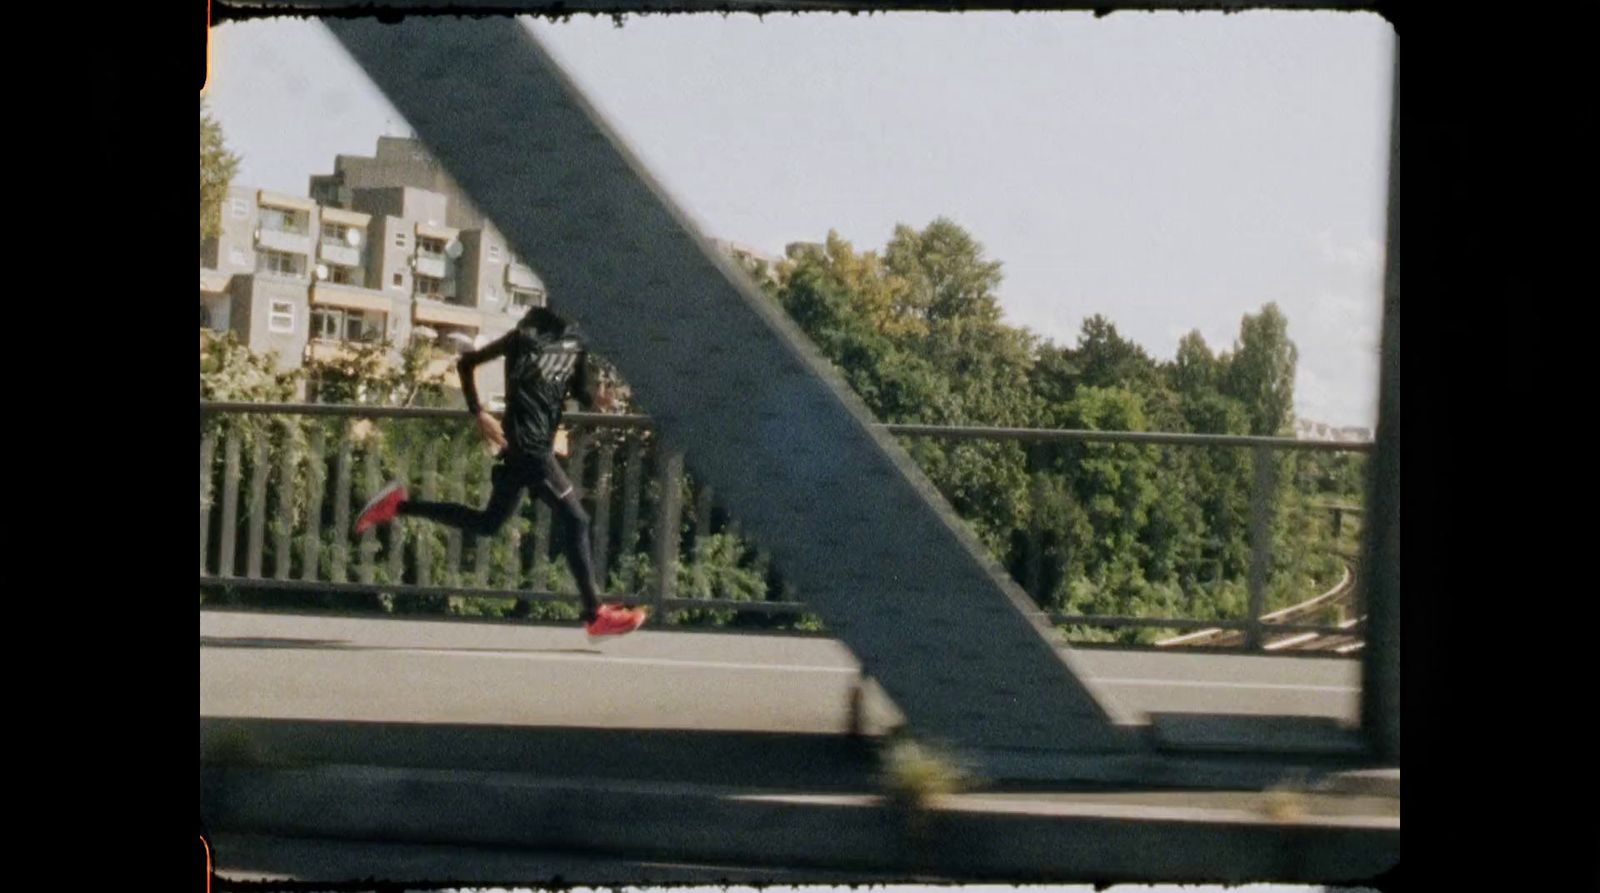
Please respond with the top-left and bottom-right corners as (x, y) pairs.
(585, 604), (648, 641)
(354, 482), (408, 535)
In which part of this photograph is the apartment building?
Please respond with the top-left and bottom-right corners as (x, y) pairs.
(1294, 418), (1375, 443)
(200, 178), (547, 404)
(202, 137), (770, 405)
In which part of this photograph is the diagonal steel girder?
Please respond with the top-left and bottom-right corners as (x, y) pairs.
(327, 17), (1132, 752)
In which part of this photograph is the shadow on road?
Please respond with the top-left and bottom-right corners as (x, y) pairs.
(201, 716), (883, 792)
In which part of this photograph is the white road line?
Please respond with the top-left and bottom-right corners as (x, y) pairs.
(401, 648), (861, 675)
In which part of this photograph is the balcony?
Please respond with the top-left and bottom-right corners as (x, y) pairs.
(414, 253), (448, 280)
(319, 240), (362, 268)
(257, 226), (311, 257)
(256, 260), (308, 282)
(413, 297), (479, 328)
(311, 282), (391, 314)
(506, 263), (541, 290)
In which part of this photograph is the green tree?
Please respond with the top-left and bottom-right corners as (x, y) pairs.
(883, 218), (1004, 326)
(776, 232), (948, 423)
(1172, 329), (1221, 398)
(1073, 315), (1157, 393)
(200, 100), (240, 249)
(1223, 303), (1299, 436)
(1033, 317), (1170, 427)
(879, 220), (1039, 553)
(304, 340), (447, 408)
(200, 331), (302, 403)
(1052, 387), (1158, 570)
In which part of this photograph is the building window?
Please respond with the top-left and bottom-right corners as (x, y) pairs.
(349, 311), (381, 342)
(394, 232), (407, 248)
(415, 275), (445, 297)
(311, 307), (339, 341)
(269, 301), (295, 334)
(488, 244), (501, 261)
(311, 307), (381, 344)
(258, 250), (304, 279)
(322, 223), (352, 246)
(328, 265), (359, 286)
(417, 237), (446, 259)
(230, 198), (248, 219)
(392, 272), (404, 289)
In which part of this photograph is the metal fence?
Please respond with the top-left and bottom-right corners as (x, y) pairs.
(199, 401), (1370, 650)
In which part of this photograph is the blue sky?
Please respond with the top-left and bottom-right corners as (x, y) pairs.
(206, 12), (1393, 428)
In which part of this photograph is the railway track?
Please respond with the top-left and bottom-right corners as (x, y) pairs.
(1155, 556), (1364, 653)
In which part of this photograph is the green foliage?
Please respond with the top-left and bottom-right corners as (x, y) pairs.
(201, 215), (1363, 642)
(1223, 303), (1299, 437)
(768, 219), (1360, 643)
(200, 330), (302, 403)
(200, 99), (240, 247)
(303, 339), (448, 408)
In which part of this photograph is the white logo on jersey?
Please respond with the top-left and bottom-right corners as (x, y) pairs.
(537, 350), (578, 383)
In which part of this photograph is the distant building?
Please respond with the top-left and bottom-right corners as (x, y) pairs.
(202, 137), (787, 402)
(201, 139), (553, 404)
(1294, 418), (1373, 443)
(711, 238), (784, 282)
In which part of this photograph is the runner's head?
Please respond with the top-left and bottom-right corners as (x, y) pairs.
(522, 305), (570, 335)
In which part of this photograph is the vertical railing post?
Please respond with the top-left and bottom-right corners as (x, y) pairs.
(592, 442), (616, 590)
(651, 447), (684, 626)
(1026, 441), (1046, 603)
(1244, 445), (1278, 651)
(246, 434), (269, 579)
(618, 436), (644, 592)
(444, 441), (467, 587)
(199, 430), (216, 577)
(568, 429), (592, 604)
(301, 426), (325, 583)
(473, 451), (494, 589)
(218, 425), (242, 579)
(416, 441), (439, 587)
(275, 425), (296, 581)
(693, 479), (714, 597)
(330, 426), (353, 583)
(359, 444), (382, 584)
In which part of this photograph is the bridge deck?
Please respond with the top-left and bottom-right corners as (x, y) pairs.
(201, 608), (1360, 737)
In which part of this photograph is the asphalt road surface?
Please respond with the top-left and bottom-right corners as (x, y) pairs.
(201, 608), (1360, 733)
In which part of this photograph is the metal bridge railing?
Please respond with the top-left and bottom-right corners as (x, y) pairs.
(199, 401), (1369, 650)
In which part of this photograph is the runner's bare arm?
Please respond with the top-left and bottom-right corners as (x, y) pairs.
(458, 332), (515, 448)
